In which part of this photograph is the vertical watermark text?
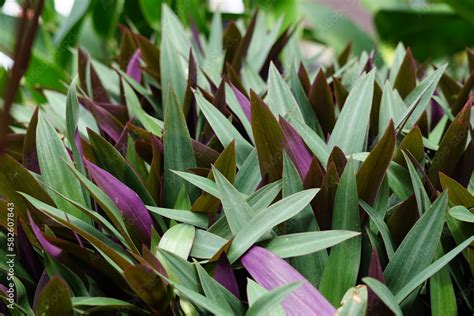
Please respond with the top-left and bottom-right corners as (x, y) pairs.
(5, 202), (15, 310)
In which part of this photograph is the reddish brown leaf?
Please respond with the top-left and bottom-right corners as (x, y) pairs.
(309, 70), (336, 136)
(327, 146), (347, 176)
(451, 71), (474, 115)
(251, 91), (285, 182)
(192, 141), (236, 213)
(439, 173), (474, 208)
(387, 195), (419, 246)
(135, 34), (160, 81)
(303, 156), (325, 189)
(124, 265), (172, 314)
(298, 62), (311, 94)
(357, 121), (396, 205)
(333, 77), (349, 110)
(394, 126), (424, 167)
(78, 48), (110, 103)
(311, 162), (339, 231)
(22, 106), (40, 172)
(337, 42), (352, 67)
(428, 99), (472, 188)
(394, 48), (417, 98)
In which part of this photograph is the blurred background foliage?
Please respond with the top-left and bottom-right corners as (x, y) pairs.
(0, 0), (473, 104)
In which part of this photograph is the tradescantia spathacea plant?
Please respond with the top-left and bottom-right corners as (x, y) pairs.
(0, 3), (474, 316)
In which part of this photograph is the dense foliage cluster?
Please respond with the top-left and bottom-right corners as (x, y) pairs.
(0, 2), (473, 315)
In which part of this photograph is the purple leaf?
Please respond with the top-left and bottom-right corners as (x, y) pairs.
(18, 222), (41, 281)
(28, 212), (63, 260)
(280, 117), (312, 179)
(231, 84), (251, 121)
(74, 132), (85, 161)
(430, 98), (444, 128)
(214, 256), (240, 298)
(79, 98), (124, 142)
(127, 49), (142, 83)
(85, 160), (153, 247)
(368, 249), (384, 282)
(368, 249), (391, 314)
(241, 246), (335, 316)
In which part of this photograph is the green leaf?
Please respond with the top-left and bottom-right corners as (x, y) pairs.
(159, 224), (196, 259)
(163, 89), (198, 207)
(378, 82), (406, 140)
(195, 90), (253, 166)
(335, 285), (368, 316)
(35, 277), (73, 316)
(359, 200), (395, 259)
(147, 206), (209, 229)
(0, 154), (54, 219)
(288, 63), (324, 136)
(123, 79), (163, 137)
(65, 77), (86, 177)
(42, 181), (134, 253)
(192, 141), (236, 213)
(21, 193), (134, 271)
(448, 206), (474, 223)
(282, 154), (326, 286)
(362, 277), (402, 316)
(246, 180), (282, 211)
(214, 166), (254, 234)
(384, 192), (448, 295)
(287, 115), (329, 168)
(208, 181), (282, 240)
(171, 282), (232, 315)
(319, 160), (361, 305)
(387, 161), (413, 200)
(403, 152), (431, 214)
(72, 296), (148, 313)
(265, 63), (303, 119)
(190, 230), (228, 259)
(246, 279), (285, 316)
(156, 249), (199, 292)
(195, 262), (243, 315)
(265, 230), (359, 258)
(36, 115), (89, 221)
(53, 0), (90, 44)
(160, 4), (189, 106)
(234, 149), (262, 194)
(395, 236), (474, 303)
(246, 282), (302, 316)
(328, 70), (376, 154)
(430, 245), (457, 316)
(397, 65), (447, 130)
(227, 189), (319, 263)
